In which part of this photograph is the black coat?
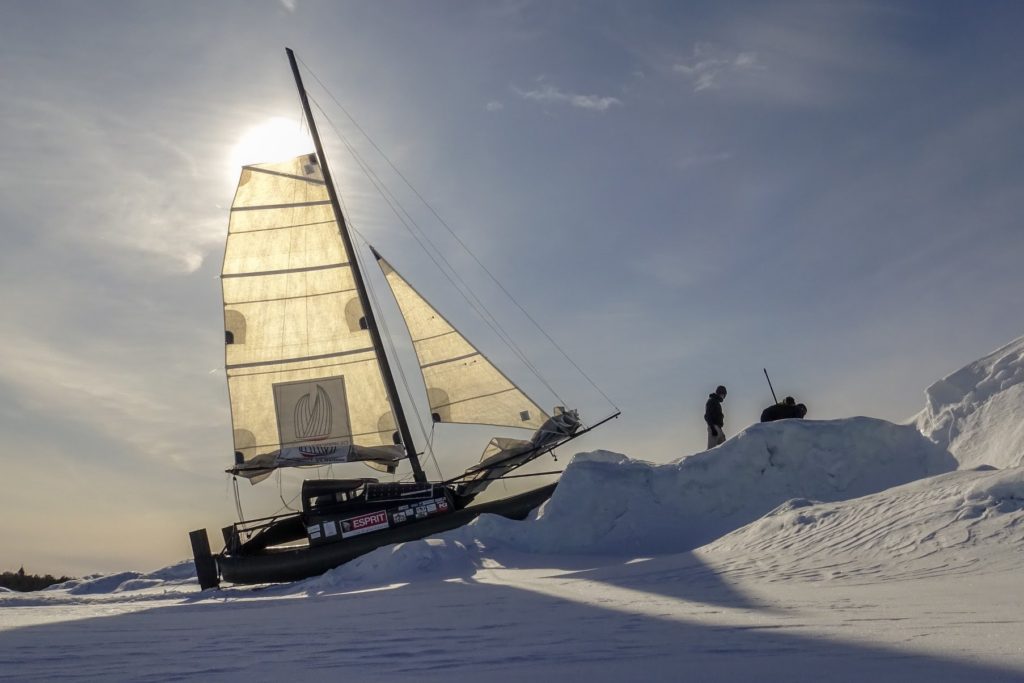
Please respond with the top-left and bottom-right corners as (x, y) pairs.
(760, 402), (807, 422)
(704, 393), (724, 428)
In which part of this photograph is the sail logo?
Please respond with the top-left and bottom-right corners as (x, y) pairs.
(273, 376), (353, 457)
(294, 385), (336, 458)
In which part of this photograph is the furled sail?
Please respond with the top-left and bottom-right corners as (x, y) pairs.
(222, 154), (402, 482)
(375, 252), (548, 430)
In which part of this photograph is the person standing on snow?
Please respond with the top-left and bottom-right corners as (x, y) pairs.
(705, 385), (727, 448)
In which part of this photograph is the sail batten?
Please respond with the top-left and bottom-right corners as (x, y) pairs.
(230, 199), (332, 212)
(375, 254), (548, 430)
(226, 346), (377, 370)
(420, 351), (480, 369)
(242, 166), (327, 184)
(222, 262), (351, 279)
(226, 287), (357, 306)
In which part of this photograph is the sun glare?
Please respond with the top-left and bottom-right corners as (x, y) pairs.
(229, 116), (313, 177)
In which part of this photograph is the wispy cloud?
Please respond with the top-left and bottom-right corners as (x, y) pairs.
(515, 84), (622, 112)
(485, 100), (504, 112)
(673, 43), (761, 92)
(0, 325), (224, 472)
(2, 97), (222, 274)
(279, 0), (297, 12)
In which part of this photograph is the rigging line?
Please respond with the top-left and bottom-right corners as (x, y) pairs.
(347, 221), (443, 482)
(308, 97), (511, 349)
(306, 94), (565, 408)
(313, 102), (430, 483)
(232, 475), (245, 522)
(275, 470), (300, 514)
(424, 421), (443, 484)
(299, 58), (616, 412)
(308, 92), (545, 404)
(309, 99), (569, 413)
(360, 236), (443, 482)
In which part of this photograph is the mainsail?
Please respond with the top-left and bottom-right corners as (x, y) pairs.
(374, 252), (548, 430)
(222, 154), (402, 481)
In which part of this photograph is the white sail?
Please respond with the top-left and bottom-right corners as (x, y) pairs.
(222, 154), (402, 481)
(375, 254), (548, 430)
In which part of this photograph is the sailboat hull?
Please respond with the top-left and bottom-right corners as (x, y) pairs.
(216, 483), (556, 585)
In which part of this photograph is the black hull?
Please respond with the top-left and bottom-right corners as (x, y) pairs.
(217, 483), (555, 585)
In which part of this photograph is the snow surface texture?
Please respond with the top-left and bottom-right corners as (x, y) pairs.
(915, 334), (1024, 469)
(4, 349), (1024, 680)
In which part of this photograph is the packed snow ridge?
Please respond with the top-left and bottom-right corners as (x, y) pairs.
(915, 334), (1024, 469)
(465, 417), (955, 557)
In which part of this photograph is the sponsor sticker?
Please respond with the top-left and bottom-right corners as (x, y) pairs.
(323, 521), (338, 537)
(307, 525), (322, 541)
(340, 510), (390, 538)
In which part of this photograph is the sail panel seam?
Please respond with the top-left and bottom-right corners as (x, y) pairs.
(242, 166), (327, 185)
(229, 219), (336, 235)
(224, 286), (357, 306)
(222, 262), (350, 278)
(226, 346), (374, 370)
(226, 355), (375, 378)
(432, 387), (518, 409)
(419, 351), (480, 370)
(231, 199), (331, 212)
(413, 330), (459, 344)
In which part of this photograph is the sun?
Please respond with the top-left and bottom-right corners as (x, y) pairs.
(229, 116), (314, 176)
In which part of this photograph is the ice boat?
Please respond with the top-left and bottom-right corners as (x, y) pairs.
(189, 49), (616, 588)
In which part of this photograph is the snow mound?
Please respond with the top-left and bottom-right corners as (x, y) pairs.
(67, 572), (143, 595)
(294, 537), (479, 594)
(141, 560), (197, 583)
(703, 465), (1024, 582)
(467, 417), (956, 556)
(915, 334), (1024, 468)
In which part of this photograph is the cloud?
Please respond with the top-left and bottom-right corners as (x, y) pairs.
(673, 42), (762, 92)
(0, 96), (223, 274)
(279, 0), (297, 12)
(515, 84), (622, 112)
(485, 100), (505, 112)
(0, 321), (225, 473)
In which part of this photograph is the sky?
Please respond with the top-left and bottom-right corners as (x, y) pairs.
(1, 0), (1023, 575)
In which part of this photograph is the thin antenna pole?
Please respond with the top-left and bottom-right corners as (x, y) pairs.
(286, 47), (426, 483)
(763, 368), (779, 404)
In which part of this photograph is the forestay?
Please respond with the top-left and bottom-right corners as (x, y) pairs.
(222, 154), (402, 482)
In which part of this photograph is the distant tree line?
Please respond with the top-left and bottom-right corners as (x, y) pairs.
(1, 567), (73, 592)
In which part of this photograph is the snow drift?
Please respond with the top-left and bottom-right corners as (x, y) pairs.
(915, 334), (1024, 469)
(703, 464), (1024, 581)
(460, 416), (956, 557)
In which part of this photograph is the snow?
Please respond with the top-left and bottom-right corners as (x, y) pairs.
(915, 334), (1024, 469)
(3, 340), (1024, 681)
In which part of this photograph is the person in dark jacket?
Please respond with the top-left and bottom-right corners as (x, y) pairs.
(705, 385), (727, 448)
(760, 396), (808, 422)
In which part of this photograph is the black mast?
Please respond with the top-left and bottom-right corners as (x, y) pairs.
(286, 47), (426, 483)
